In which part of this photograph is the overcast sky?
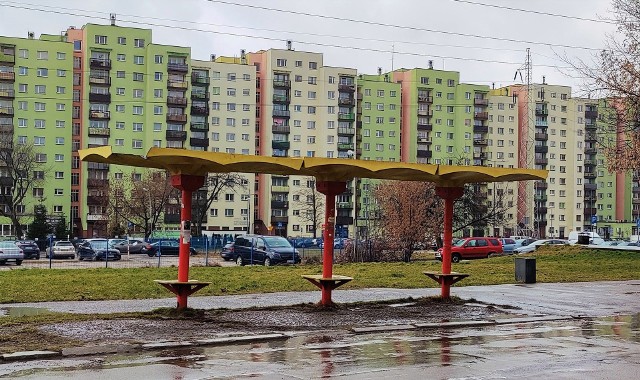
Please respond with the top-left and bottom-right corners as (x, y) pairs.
(0, 0), (617, 95)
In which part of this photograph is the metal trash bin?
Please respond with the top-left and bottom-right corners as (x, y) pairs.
(577, 234), (590, 245)
(515, 257), (536, 283)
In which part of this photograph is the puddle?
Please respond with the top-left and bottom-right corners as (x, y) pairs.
(0, 307), (56, 317)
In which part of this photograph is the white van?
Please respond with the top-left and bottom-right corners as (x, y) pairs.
(568, 231), (605, 245)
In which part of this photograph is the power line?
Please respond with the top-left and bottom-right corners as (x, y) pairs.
(449, 0), (616, 25)
(202, 0), (602, 51)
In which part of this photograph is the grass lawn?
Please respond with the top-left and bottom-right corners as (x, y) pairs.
(1, 246), (639, 304)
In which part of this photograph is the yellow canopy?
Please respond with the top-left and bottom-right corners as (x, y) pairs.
(79, 146), (547, 186)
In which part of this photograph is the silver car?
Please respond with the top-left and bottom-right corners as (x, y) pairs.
(0, 241), (24, 266)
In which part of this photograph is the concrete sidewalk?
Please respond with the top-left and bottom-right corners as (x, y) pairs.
(6, 280), (640, 317)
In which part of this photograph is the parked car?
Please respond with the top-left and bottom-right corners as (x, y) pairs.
(220, 242), (236, 261)
(318, 237), (349, 250)
(435, 237), (503, 263)
(499, 238), (518, 254)
(514, 238), (537, 248)
(147, 240), (197, 256)
(77, 239), (122, 261)
(47, 240), (76, 259)
(514, 239), (570, 254)
(0, 241), (24, 266)
(290, 237), (314, 248)
(16, 240), (40, 260)
(234, 234), (300, 266)
(113, 239), (153, 254)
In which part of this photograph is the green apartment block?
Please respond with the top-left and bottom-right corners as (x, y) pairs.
(0, 34), (73, 236)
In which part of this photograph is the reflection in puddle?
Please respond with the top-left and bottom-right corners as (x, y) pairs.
(1, 306), (55, 317)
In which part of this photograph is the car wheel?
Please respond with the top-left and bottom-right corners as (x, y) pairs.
(264, 257), (271, 267)
(487, 252), (496, 258)
(15, 260), (22, 266)
(452, 253), (461, 263)
(236, 256), (244, 266)
(0, 260), (5, 265)
(148, 253), (154, 257)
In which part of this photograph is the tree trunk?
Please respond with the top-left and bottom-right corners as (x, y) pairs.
(12, 216), (23, 238)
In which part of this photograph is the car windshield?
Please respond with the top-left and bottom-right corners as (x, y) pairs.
(0, 242), (17, 248)
(56, 241), (73, 246)
(90, 240), (108, 249)
(453, 239), (467, 247)
(263, 237), (292, 248)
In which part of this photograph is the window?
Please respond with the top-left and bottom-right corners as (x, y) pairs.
(154, 55), (163, 64)
(118, 36), (126, 45)
(56, 86), (65, 94)
(308, 76), (317, 85)
(117, 71), (125, 78)
(34, 136), (45, 146)
(154, 105), (163, 115)
(134, 56), (144, 65)
(227, 88), (236, 96)
(132, 106), (143, 115)
(276, 59), (287, 67)
(309, 61), (317, 69)
(227, 73), (236, 81)
(55, 171), (64, 179)
(134, 38), (145, 48)
(155, 72), (163, 81)
(35, 85), (46, 94)
(133, 72), (143, 81)
(377, 90), (385, 97)
(37, 68), (48, 77)
(56, 103), (65, 111)
(19, 49), (28, 59)
(308, 106), (316, 114)
(18, 66), (27, 76)
(35, 103), (46, 111)
(133, 123), (143, 131)
(95, 35), (107, 44)
(117, 53), (126, 61)
(132, 139), (143, 149)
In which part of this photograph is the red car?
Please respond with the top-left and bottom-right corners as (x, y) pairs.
(436, 237), (503, 262)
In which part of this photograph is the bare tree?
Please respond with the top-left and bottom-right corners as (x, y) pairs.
(0, 137), (48, 237)
(292, 177), (325, 238)
(191, 173), (247, 237)
(107, 170), (177, 240)
(453, 183), (513, 236)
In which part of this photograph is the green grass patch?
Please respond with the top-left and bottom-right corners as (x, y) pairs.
(0, 246), (638, 303)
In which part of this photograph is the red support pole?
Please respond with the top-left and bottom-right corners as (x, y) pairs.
(435, 186), (464, 298)
(316, 180), (347, 306)
(170, 174), (205, 309)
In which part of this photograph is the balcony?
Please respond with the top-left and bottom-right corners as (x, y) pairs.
(473, 125), (488, 134)
(0, 71), (15, 81)
(273, 109), (291, 118)
(272, 124), (290, 134)
(0, 122), (13, 133)
(338, 84), (356, 92)
(271, 185), (290, 193)
(87, 178), (109, 188)
(534, 158), (548, 165)
(190, 122), (209, 132)
(88, 93), (111, 103)
(166, 130), (187, 140)
(167, 96), (188, 107)
(535, 207), (548, 214)
(417, 123), (433, 131)
(337, 127), (355, 136)
(191, 74), (210, 85)
(271, 200), (289, 209)
(535, 181), (548, 189)
(336, 216), (354, 225)
(584, 172), (597, 179)
(167, 62), (189, 73)
(0, 176), (11, 186)
(583, 207), (597, 216)
(474, 98), (489, 106)
(535, 120), (549, 127)
(585, 121), (597, 130)
(88, 76), (111, 85)
(418, 95), (433, 103)
(0, 89), (14, 99)
(272, 140), (290, 150)
(534, 132), (548, 140)
(190, 105), (209, 116)
(585, 110), (598, 119)
(167, 80), (188, 89)
(535, 108), (548, 116)
(191, 91), (209, 100)
(534, 194), (547, 202)
(166, 113), (187, 123)
(271, 216), (289, 224)
(90, 58), (111, 69)
(417, 136), (431, 144)
(86, 213), (107, 222)
(190, 137), (209, 148)
(417, 149), (433, 158)
(633, 198), (640, 204)
(0, 52), (15, 64)
(337, 143), (354, 151)
(584, 132), (597, 142)
(273, 79), (291, 88)
(87, 162), (109, 170)
(86, 195), (104, 205)
(633, 185), (640, 192)
(88, 127), (110, 137)
(337, 202), (353, 209)
(89, 110), (110, 120)
(584, 147), (597, 154)
(338, 97), (355, 106)
(356, 106), (362, 114)
(273, 94), (290, 103)
(473, 138), (487, 145)
(164, 214), (181, 224)
(356, 132), (362, 142)
(474, 112), (489, 120)
(473, 152), (487, 159)
(338, 112), (355, 121)
(417, 109), (432, 117)
(584, 183), (597, 190)
(535, 145), (548, 153)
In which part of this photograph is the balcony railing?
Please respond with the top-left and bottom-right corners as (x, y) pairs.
(473, 138), (487, 145)
(335, 216), (354, 225)
(167, 62), (189, 73)
(89, 76), (111, 85)
(337, 143), (354, 151)
(88, 127), (110, 137)
(534, 132), (548, 140)
(166, 130), (187, 140)
(535, 120), (549, 127)
(535, 145), (549, 153)
(473, 152), (487, 159)
(474, 111), (489, 120)
(585, 110), (598, 119)
(337, 127), (355, 135)
(584, 159), (597, 166)
(167, 80), (188, 89)
(273, 94), (290, 103)
(87, 178), (109, 188)
(338, 97), (355, 106)
(417, 109), (432, 117)
(473, 125), (489, 134)
(584, 172), (597, 179)
(0, 71), (15, 81)
(0, 52), (15, 64)
(273, 79), (291, 88)
(417, 123), (433, 131)
(89, 110), (110, 120)
(585, 121), (597, 130)
(0, 106), (15, 116)
(189, 137), (209, 147)
(0, 123), (13, 133)
(0, 89), (14, 99)
(337, 202), (353, 209)
(271, 200), (289, 209)
(190, 122), (209, 132)
(191, 74), (210, 85)
(164, 214), (181, 224)
(167, 96), (188, 107)
(272, 124), (290, 134)
(271, 216), (289, 224)
(338, 84), (356, 92)
(535, 181), (548, 189)
(190, 105), (209, 116)
(271, 185), (290, 193)
(272, 140), (290, 150)
(273, 109), (291, 118)
(191, 91), (209, 100)
(474, 98), (489, 106)
(535, 158), (549, 165)
(584, 147), (597, 154)
(338, 112), (355, 121)
(166, 114), (187, 123)
(418, 95), (433, 103)
(90, 58), (111, 69)
(535, 108), (548, 116)
(584, 183), (597, 190)
(88, 93), (111, 103)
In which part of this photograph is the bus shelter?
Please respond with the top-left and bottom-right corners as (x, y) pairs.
(80, 146), (547, 308)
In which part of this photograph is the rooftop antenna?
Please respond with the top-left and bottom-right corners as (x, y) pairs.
(391, 44), (395, 71)
(110, 13), (116, 26)
(286, 40), (293, 51)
